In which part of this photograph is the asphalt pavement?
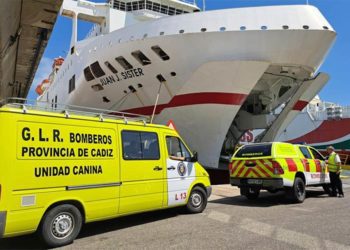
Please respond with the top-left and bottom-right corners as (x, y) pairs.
(1, 179), (350, 250)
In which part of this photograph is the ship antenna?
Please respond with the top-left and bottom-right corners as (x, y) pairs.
(203, 0), (206, 11)
(151, 76), (165, 124)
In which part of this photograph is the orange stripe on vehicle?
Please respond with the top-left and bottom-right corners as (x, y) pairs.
(241, 168), (250, 178)
(230, 160), (240, 174)
(262, 160), (274, 173)
(286, 158), (298, 172)
(301, 159), (310, 172)
(232, 161), (245, 176)
(315, 160), (322, 172)
(250, 168), (262, 178)
(256, 165), (271, 177)
(235, 162), (246, 177)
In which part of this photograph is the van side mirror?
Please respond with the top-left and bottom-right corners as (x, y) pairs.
(190, 151), (198, 162)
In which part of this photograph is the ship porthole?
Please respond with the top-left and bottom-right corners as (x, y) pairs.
(220, 27), (226, 32)
(303, 25), (309, 29)
(282, 25), (289, 30)
(240, 26), (246, 31)
(323, 26), (329, 30)
(170, 72), (176, 77)
(179, 29), (185, 34)
(201, 28), (207, 32)
(261, 25), (267, 30)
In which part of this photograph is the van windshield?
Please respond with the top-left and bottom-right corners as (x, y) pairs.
(235, 144), (272, 158)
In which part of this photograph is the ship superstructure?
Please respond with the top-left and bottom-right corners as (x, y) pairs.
(36, 0), (336, 169)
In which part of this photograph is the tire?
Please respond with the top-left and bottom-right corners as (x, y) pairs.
(289, 177), (306, 203)
(186, 186), (207, 213)
(240, 187), (260, 200)
(40, 204), (83, 248)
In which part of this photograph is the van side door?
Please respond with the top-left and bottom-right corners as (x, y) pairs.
(309, 147), (329, 184)
(298, 146), (316, 185)
(164, 135), (196, 207)
(119, 127), (164, 214)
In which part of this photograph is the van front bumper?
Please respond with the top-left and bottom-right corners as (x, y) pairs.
(0, 211), (6, 237)
(230, 178), (284, 189)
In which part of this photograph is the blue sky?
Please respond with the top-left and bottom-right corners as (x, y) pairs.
(29, 0), (350, 105)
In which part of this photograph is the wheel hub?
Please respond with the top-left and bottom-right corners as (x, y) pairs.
(52, 213), (74, 239)
(191, 193), (202, 207)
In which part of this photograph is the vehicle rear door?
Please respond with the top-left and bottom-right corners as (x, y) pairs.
(309, 147), (329, 184)
(119, 127), (164, 214)
(298, 146), (316, 185)
(164, 134), (196, 207)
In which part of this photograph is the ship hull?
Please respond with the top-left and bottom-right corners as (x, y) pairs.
(39, 5), (336, 169)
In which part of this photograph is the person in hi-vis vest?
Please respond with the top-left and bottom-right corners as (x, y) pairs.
(326, 146), (344, 198)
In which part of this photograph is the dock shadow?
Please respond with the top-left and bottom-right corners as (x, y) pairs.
(0, 208), (181, 249)
(210, 189), (329, 207)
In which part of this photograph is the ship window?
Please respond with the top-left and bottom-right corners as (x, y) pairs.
(131, 50), (152, 66)
(168, 7), (175, 15)
(161, 5), (168, 14)
(323, 26), (329, 30)
(151, 46), (170, 61)
(201, 28), (207, 32)
(261, 26), (267, 30)
(120, 2), (126, 11)
(132, 2), (138, 11)
(126, 2), (132, 11)
(146, 1), (152, 10)
(160, 31), (165, 35)
(139, 1), (145, 9)
(303, 25), (309, 30)
(282, 25), (289, 30)
(176, 9), (183, 15)
(240, 26), (246, 31)
(179, 29), (185, 34)
(90, 61), (106, 78)
(220, 27), (226, 32)
(153, 3), (160, 12)
(68, 75), (75, 94)
(105, 61), (118, 73)
(84, 66), (95, 81)
(116, 56), (133, 70)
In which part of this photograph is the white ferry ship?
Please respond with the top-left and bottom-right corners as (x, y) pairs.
(36, 0), (336, 170)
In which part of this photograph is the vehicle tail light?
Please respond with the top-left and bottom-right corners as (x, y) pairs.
(228, 162), (233, 172)
(272, 161), (284, 175)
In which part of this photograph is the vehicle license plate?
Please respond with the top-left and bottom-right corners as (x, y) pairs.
(247, 179), (262, 185)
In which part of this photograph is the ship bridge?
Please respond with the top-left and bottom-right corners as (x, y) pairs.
(0, 0), (63, 100)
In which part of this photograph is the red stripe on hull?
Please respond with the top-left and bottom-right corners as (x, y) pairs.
(293, 100), (309, 111)
(288, 118), (350, 144)
(117, 92), (248, 116)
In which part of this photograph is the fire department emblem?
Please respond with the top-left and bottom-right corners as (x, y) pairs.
(177, 162), (187, 177)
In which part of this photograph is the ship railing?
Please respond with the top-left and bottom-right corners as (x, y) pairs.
(85, 24), (101, 39)
(109, 0), (199, 16)
(0, 98), (150, 124)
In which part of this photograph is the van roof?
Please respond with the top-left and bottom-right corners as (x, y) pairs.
(0, 104), (173, 131)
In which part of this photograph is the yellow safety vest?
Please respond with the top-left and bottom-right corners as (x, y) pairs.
(328, 152), (341, 172)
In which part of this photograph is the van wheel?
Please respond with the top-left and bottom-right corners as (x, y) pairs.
(289, 177), (306, 203)
(40, 204), (82, 248)
(186, 186), (207, 213)
(241, 187), (260, 200)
